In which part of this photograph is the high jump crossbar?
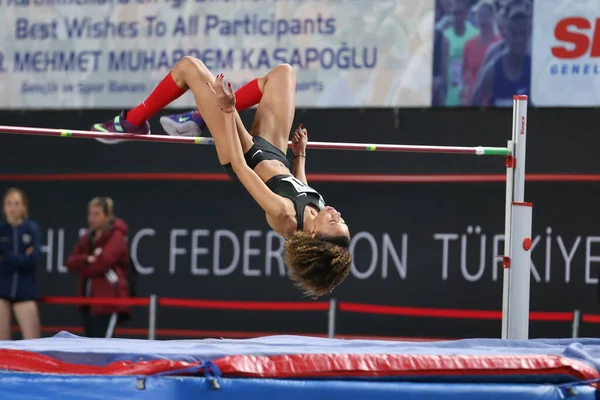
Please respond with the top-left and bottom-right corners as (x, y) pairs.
(0, 95), (530, 340)
(0, 125), (511, 156)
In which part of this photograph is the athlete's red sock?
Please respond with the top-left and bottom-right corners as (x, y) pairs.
(126, 73), (186, 126)
(234, 78), (263, 111)
(188, 78), (262, 117)
(187, 78), (262, 118)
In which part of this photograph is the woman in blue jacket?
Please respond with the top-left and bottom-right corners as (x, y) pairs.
(0, 188), (41, 340)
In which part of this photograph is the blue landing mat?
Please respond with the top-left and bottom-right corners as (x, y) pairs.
(0, 373), (595, 400)
(0, 333), (599, 400)
(1, 332), (600, 371)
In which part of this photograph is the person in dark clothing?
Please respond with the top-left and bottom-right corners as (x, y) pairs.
(0, 188), (41, 340)
(469, 4), (532, 106)
(65, 197), (130, 338)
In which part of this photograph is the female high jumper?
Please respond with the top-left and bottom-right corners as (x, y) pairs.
(91, 61), (352, 298)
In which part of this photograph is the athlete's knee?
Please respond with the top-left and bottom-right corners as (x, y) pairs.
(272, 63), (295, 80)
(174, 56), (211, 87)
(257, 64), (295, 92)
(261, 64), (295, 90)
(179, 56), (205, 73)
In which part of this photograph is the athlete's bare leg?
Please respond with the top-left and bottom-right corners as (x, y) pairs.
(160, 64), (295, 140)
(92, 58), (294, 157)
(170, 57), (254, 165)
(92, 56), (256, 159)
(251, 64), (297, 154)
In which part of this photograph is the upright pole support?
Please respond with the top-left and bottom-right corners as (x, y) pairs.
(572, 310), (581, 338)
(328, 298), (337, 339)
(148, 294), (158, 340)
(501, 95), (532, 340)
(501, 139), (514, 338)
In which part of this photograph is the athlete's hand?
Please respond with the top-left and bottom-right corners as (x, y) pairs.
(292, 124), (307, 156)
(206, 74), (236, 113)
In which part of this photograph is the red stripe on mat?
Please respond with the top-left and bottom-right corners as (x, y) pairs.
(216, 353), (600, 380)
(2, 172), (600, 183)
(0, 349), (198, 376)
(0, 349), (597, 382)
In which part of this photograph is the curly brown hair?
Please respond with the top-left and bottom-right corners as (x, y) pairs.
(283, 231), (352, 298)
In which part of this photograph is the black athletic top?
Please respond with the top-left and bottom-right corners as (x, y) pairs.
(265, 174), (325, 231)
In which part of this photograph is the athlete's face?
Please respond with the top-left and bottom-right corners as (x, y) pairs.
(313, 206), (350, 239)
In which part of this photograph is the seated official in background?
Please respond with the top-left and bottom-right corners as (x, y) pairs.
(66, 197), (130, 338)
(0, 188), (41, 340)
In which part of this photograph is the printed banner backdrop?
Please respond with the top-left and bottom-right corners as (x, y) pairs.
(0, 0), (434, 109)
(531, 0), (600, 106)
(431, 0), (533, 107)
(2, 106), (600, 338)
(1, 178), (599, 339)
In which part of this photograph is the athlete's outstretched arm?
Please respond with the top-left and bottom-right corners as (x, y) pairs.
(291, 124), (308, 185)
(207, 76), (290, 220)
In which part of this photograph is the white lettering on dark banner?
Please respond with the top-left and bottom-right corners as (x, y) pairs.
(38, 226), (600, 285)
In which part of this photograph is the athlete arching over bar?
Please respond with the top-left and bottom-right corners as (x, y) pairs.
(91, 61), (352, 298)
